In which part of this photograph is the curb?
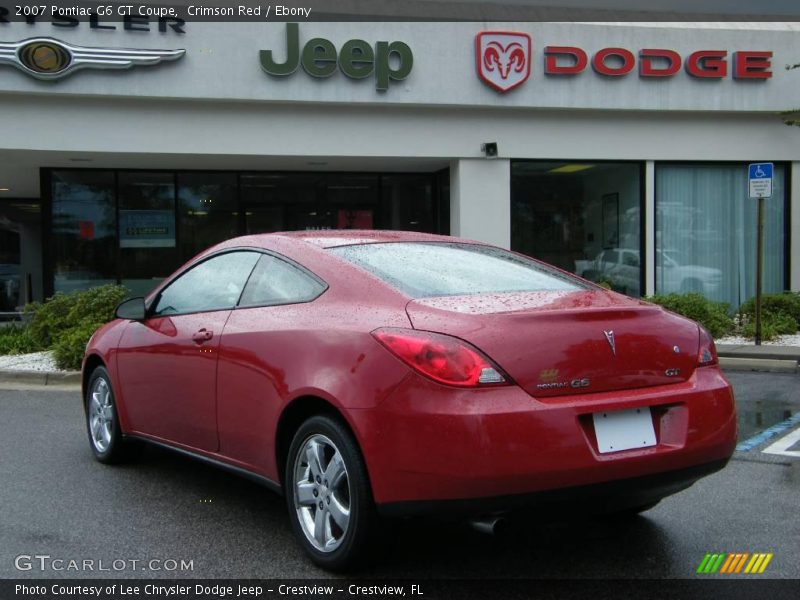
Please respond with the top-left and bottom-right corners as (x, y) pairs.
(0, 370), (81, 386)
(717, 345), (800, 362)
(719, 357), (798, 374)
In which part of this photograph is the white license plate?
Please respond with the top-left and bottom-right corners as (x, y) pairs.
(592, 407), (657, 454)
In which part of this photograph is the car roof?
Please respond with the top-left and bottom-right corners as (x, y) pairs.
(268, 230), (479, 248)
(220, 230), (483, 250)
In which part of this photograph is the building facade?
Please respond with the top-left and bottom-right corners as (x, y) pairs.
(0, 19), (798, 310)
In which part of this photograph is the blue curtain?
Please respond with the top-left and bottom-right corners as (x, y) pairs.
(655, 164), (785, 311)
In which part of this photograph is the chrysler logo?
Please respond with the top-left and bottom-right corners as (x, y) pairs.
(0, 37), (185, 81)
(19, 40), (70, 74)
(603, 330), (616, 356)
(475, 30), (531, 93)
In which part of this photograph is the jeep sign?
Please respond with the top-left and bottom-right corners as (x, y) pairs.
(260, 23), (413, 92)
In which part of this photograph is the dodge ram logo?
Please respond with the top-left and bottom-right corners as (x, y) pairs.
(475, 31), (531, 93)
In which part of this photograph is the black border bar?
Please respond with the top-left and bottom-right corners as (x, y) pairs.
(4, 579), (800, 600)
(1, 0), (800, 23)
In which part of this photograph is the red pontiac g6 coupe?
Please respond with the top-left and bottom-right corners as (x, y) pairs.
(82, 231), (737, 570)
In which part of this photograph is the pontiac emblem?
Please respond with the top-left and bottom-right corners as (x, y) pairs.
(475, 30), (532, 93)
(603, 330), (616, 356)
(0, 37), (185, 81)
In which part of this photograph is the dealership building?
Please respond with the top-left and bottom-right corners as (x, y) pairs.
(0, 15), (798, 312)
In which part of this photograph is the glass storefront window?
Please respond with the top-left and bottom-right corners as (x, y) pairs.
(655, 163), (786, 309)
(325, 174), (379, 231)
(240, 173), (438, 232)
(511, 161), (642, 296)
(52, 171), (117, 293)
(118, 172), (179, 296)
(240, 173), (318, 233)
(381, 175), (435, 232)
(178, 173), (238, 261)
(0, 229), (20, 310)
(48, 169), (446, 296)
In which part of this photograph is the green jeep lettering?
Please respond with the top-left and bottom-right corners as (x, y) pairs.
(260, 23), (413, 91)
(259, 22), (301, 76)
(301, 37), (338, 78)
(375, 40), (413, 91)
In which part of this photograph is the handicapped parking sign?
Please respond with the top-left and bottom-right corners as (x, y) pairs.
(748, 162), (773, 199)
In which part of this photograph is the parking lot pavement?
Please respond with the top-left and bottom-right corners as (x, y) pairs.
(0, 371), (797, 580)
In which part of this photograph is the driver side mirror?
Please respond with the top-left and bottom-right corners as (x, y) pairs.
(115, 297), (146, 321)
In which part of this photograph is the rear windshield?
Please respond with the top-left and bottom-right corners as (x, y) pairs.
(329, 242), (585, 298)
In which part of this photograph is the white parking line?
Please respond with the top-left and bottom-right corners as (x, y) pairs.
(762, 426), (800, 458)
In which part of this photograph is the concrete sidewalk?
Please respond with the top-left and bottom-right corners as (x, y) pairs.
(717, 344), (800, 374)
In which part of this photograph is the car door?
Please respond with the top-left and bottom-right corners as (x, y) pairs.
(116, 250), (261, 452)
(215, 253), (327, 474)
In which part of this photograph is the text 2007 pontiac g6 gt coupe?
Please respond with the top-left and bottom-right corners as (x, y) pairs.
(83, 231), (736, 570)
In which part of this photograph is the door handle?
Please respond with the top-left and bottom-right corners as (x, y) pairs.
(192, 328), (213, 343)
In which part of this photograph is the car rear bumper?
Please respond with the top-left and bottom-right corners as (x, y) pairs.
(376, 457), (729, 517)
(349, 366), (737, 513)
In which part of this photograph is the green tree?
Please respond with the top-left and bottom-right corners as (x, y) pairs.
(782, 62), (800, 126)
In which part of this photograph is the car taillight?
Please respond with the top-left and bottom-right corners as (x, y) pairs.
(697, 326), (718, 366)
(371, 327), (509, 388)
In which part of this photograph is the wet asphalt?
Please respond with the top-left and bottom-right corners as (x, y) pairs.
(0, 371), (797, 582)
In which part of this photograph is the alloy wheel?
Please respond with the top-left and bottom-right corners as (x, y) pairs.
(292, 434), (351, 552)
(88, 377), (114, 453)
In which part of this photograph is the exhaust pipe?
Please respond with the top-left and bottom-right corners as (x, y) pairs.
(469, 515), (509, 535)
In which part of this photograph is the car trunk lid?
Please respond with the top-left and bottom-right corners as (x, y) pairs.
(405, 290), (700, 398)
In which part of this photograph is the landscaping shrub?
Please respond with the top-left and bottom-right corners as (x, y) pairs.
(24, 284), (128, 350)
(0, 324), (40, 355)
(645, 292), (733, 338)
(52, 321), (103, 371)
(3, 284), (129, 370)
(65, 284), (130, 327)
(739, 292), (800, 330)
(23, 293), (75, 350)
(741, 312), (798, 341)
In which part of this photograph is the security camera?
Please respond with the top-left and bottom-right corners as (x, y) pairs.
(481, 142), (498, 158)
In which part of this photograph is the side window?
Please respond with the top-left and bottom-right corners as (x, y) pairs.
(152, 251), (260, 316)
(239, 254), (325, 308)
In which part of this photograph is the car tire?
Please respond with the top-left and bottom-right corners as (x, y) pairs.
(85, 366), (137, 464)
(285, 415), (383, 571)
